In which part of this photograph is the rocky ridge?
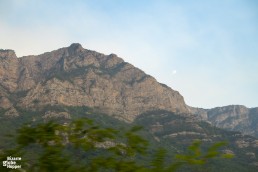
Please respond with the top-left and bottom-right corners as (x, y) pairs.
(188, 105), (258, 137)
(0, 44), (189, 122)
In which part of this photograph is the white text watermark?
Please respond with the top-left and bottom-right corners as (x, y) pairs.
(2, 156), (22, 169)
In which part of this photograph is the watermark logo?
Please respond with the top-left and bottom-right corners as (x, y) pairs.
(2, 156), (22, 169)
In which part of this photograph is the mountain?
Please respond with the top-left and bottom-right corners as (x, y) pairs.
(189, 105), (258, 137)
(134, 110), (258, 171)
(1, 44), (258, 171)
(0, 43), (188, 122)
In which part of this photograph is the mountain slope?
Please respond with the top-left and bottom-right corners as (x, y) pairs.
(0, 44), (189, 122)
(134, 110), (258, 171)
(1, 44), (258, 171)
(189, 105), (258, 137)
(2, 105), (258, 171)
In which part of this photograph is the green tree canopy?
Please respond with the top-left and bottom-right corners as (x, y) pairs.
(0, 118), (233, 172)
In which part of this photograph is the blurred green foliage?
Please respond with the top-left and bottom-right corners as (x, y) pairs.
(0, 117), (233, 172)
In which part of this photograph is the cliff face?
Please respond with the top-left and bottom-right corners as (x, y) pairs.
(189, 105), (258, 137)
(0, 44), (189, 122)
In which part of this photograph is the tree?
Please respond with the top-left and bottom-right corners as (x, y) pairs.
(0, 118), (233, 172)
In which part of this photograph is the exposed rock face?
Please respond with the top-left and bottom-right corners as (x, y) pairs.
(42, 111), (71, 119)
(4, 107), (19, 117)
(0, 50), (19, 92)
(0, 44), (189, 122)
(187, 106), (208, 120)
(0, 97), (13, 109)
(0, 49), (17, 59)
(189, 105), (258, 137)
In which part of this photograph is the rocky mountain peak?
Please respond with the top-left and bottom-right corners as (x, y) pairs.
(0, 44), (190, 122)
(0, 49), (17, 59)
(68, 43), (84, 55)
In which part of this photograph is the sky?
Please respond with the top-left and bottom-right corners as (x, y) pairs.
(0, 0), (258, 108)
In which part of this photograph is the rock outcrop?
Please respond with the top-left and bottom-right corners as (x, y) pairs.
(0, 49), (17, 59)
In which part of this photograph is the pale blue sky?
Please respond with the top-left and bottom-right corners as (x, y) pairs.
(0, 0), (257, 108)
